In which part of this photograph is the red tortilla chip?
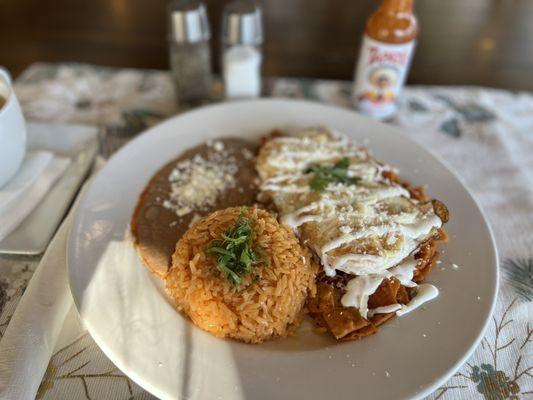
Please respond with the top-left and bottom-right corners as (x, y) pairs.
(307, 283), (336, 314)
(370, 312), (396, 327)
(368, 278), (401, 309)
(432, 199), (449, 223)
(323, 307), (369, 339)
(340, 324), (378, 341)
(396, 285), (410, 304)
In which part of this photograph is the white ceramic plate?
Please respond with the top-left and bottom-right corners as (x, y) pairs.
(68, 99), (498, 400)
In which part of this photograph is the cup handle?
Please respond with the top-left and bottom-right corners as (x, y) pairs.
(0, 67), (12, 85)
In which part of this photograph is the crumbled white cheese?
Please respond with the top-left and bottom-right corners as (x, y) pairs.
(386, 233), (398, 246)
(176, 206), (192, 217)
(241, 148), (254, 160)
(213, 141), (224, 152)
(339, 225), (352, 234)
(189, 213), (202, 227)
(163, 144), (238, 217)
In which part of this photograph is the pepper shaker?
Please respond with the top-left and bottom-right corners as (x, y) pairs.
(221, 1), (263, 99)
(168, 0), (213, 109)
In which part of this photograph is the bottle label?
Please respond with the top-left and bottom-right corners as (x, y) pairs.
(353, 35), (415, 120)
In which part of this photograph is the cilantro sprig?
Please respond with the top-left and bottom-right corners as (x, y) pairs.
(207, 210), (267, 289)
(305, 157), (361, 191)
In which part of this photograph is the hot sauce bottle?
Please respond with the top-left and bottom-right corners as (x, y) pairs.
(352, 0), (418, 121)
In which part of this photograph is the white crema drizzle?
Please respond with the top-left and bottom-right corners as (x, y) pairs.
(258, 131), (443, 319)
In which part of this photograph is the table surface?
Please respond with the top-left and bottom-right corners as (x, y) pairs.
(1, 63), (532, 400)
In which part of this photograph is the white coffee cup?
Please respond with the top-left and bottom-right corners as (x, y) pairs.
(0, 68), (27, 188)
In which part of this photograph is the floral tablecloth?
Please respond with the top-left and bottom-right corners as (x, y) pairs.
(1, 63), (531, 399)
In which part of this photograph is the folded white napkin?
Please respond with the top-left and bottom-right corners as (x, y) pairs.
(0, 211), (74, 400)
(0, 155), (104, 399)
(0, 215), (77, 400)
(0, 152), (70, 241)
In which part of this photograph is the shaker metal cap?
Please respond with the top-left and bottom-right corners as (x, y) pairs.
(168, 0), (210, 43)
(222, 1), (263, 45)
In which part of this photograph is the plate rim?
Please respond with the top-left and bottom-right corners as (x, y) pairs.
(67, 98), (499, 400)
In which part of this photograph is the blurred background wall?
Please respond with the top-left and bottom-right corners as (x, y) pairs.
(1, 0), (532, 91)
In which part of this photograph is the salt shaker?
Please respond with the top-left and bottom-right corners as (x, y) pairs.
(221, 1), (263, 99)
(168, 0), (213, 108)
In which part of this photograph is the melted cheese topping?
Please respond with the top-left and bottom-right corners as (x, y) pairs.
(368, 284), (440, 317)
(257, 129), (442, 319)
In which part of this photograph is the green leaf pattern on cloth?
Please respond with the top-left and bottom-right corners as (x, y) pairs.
(503, 259), (533, 302)
(408, 99), (429, 112)
(440, 118), (462, 138)
(435, 94), (497, 122)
